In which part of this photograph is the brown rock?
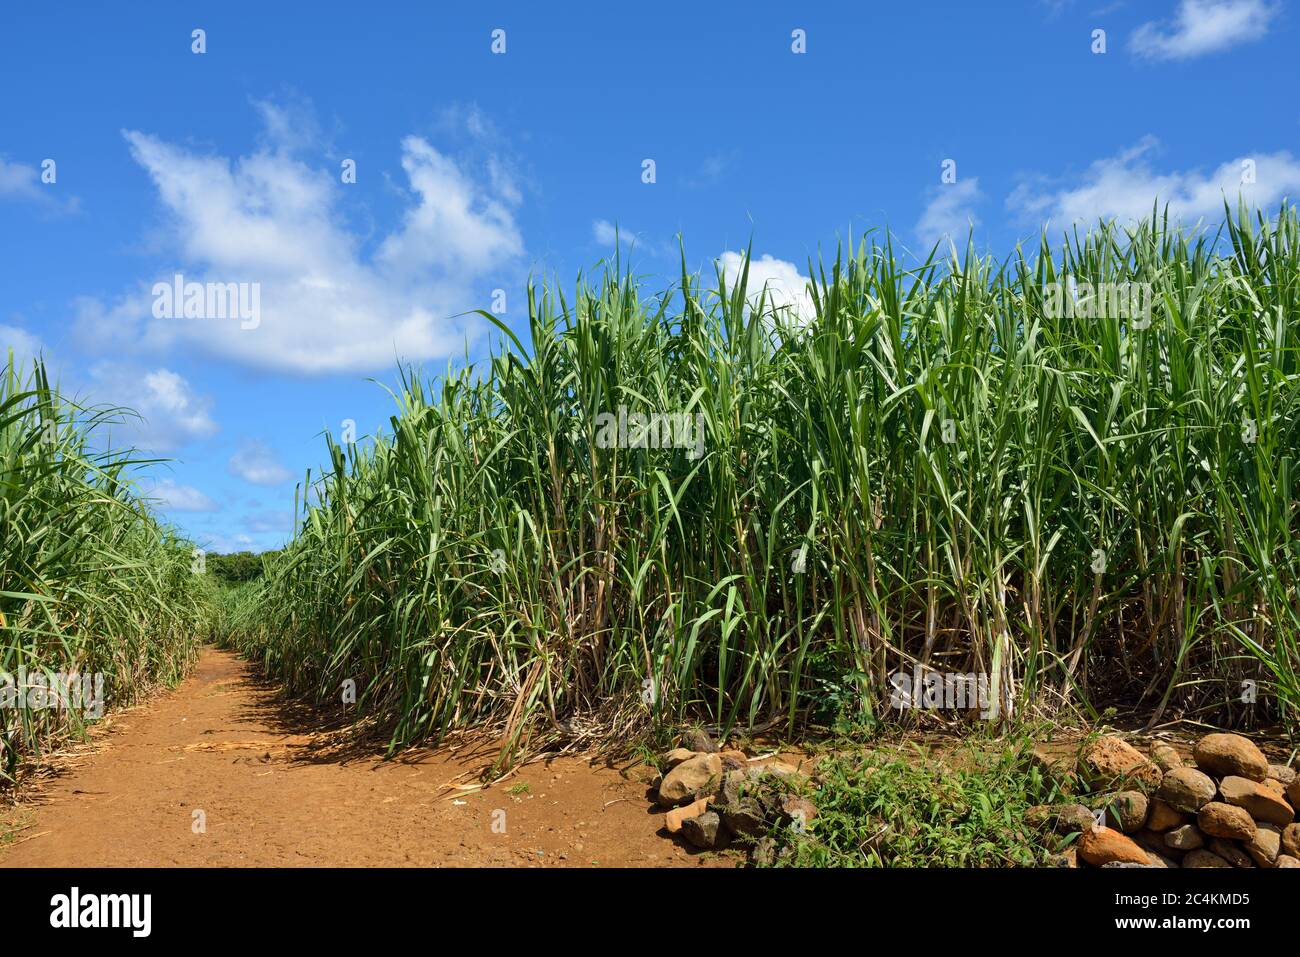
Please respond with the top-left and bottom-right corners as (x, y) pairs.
(717, 749), (748, 771)
(1151, 743), (1183, 772)
(1183, 849), (1232, 868)
(1197, 802), (1256, 841)
(1157, 767), (1217, 813)
(778, 794), (818, 829)
(1145, 850), (1178, 868)
(1027, 803), (1098, 835)
(1287, 777), (1300, 810)
(1245, 824), (1280, 868)
(664, 797), (710, 833)
(1031, 747), (1080, 791)
(680, 810), (722, 849)
(680, 729), (719, 754)
(1079, 736), (1162, 790)
(1218, 774), (1295, 827)
(1262, 778), (1287, 798)
(1208, 838), (1255, 868)
(715, 769), (749, 809)
(1146, 799), (1187, 832)
(1281, 822), (1300, 859)
(1058, 804), (1099, 834)
(755, 760), (802, 779)
(657, 752), (723, 806)
(1132, 828), (1179, 858)
(1267, 763), (1296, 786)
(1276, 854), (1300, 868)
(1047, 846), (1078, 868)
(1164, 824), (1204, 851)
(720, 799), (766, 838)
(1193, 733), (1268, 782)
(1103, 791), (1149, 834)
(1078, 826), (1150, 867)
(663, 747), (696, 769)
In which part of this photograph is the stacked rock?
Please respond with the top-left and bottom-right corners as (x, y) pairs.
(652, 731), (814, 855)
(1047, 733), (1299, 868)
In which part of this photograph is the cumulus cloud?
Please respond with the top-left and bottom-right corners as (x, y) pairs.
(1007, 137), (1300, 228)
(228, 439), (293, 486)
(1130, 0), (1278, 60)
(80, 108), (525, 374)
(0, 330), (212, 452)
(915, 178), (982, 249)
(716, 252), (815, 324)
(85, 363), (218, 452)
(1, 323), (44, 361)
(139, 477), (218, 513)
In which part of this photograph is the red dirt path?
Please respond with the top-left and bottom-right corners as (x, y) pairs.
(0, 648), (730, 867)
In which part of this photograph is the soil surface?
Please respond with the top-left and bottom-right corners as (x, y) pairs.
(0, 647), (731, 867)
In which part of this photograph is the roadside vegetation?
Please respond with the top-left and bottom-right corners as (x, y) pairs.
(225, 204), (1300, 772)
(769, 740), (1058, 867)
(0, 356), (211, 783)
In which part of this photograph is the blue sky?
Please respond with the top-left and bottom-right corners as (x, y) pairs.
(2, 0), (1297, 552)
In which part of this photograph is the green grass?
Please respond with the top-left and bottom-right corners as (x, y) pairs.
(0, 355), (211, 783)
(228, 202), (1300, 770)
(770, 740), (1058, 867)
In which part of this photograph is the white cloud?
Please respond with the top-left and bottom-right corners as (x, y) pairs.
(716, 252), (815, 324)
(251, 96), (324, 155)
(1007, 136), (1300, 228)
(686, 153), (733, 189)
(0, 158), (79, 212)
(243, 510), (294, 533)
(0, 159), (43, 201)
(1130, 0), (1278, 60)
(592, 219), (660, 252)
(0, 335), (211, 452)
(228, 439), (293, 486)
(375, 135), (523, 277)
(85, 363), (218, 452)
(84, 109), (525, 375)
(1, 324), (44, 361)
(195, 531), (260, 554)
(140, 477), (218, 513)
(916, 178), (982, 249)
(592, 219), (622, 245)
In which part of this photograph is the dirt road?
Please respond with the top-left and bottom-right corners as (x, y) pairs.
(0, 648), (723, 867)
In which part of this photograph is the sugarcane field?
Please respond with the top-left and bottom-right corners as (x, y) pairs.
(1, 0), (1296, 943)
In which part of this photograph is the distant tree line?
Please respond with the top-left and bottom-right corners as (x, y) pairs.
(206, 550), (280, 585)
